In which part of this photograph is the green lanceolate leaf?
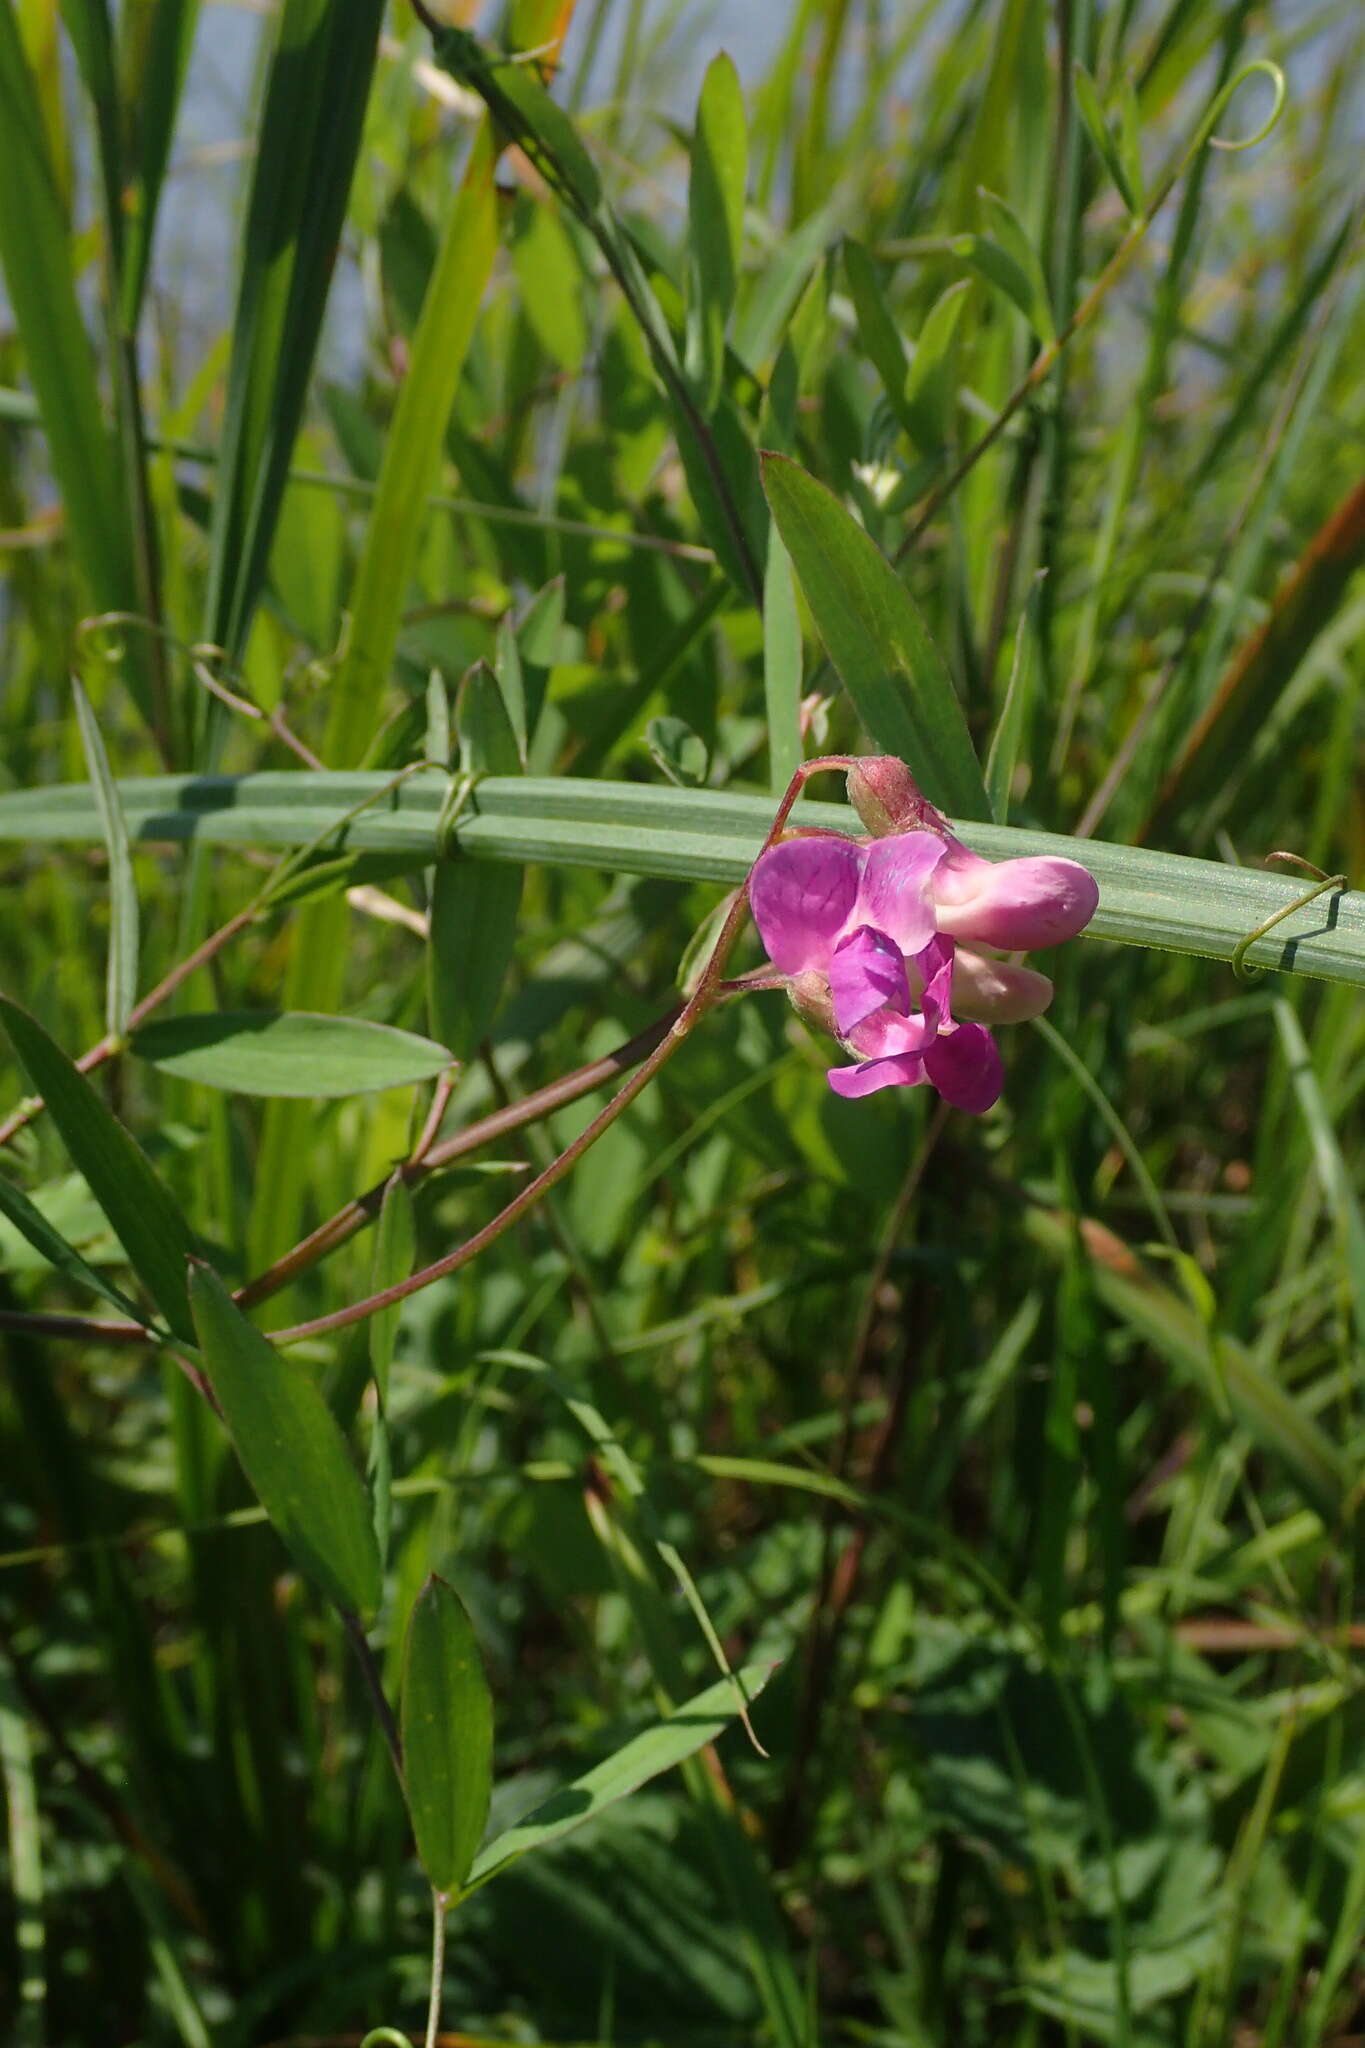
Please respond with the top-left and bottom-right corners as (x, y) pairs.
(645, 715), (710, 788)
(0, 996), (195, 1338)
(458, 660), (522, 780)
(1073, 62), (1142, 217)
(187, 1262), (382, 1620)
(71, 681), (139, 1037)
(686, 50), (747, 408)
(129, 1012), (453, 1097)
(902, 279), (970, 456)
(0, 1170), (145, 1322)
(400, 1575), (495, 1896)
(465, 1660), (778, 1894)
(974, 188), (1055, 342)
(843, 238), (912, 438)
(761, 453), (988, 819)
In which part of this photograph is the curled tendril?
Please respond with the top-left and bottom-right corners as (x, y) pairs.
(1231, 858), (1347, 983)
(359, 2029), (412, 2048)
(1196, 58), (1287, 159)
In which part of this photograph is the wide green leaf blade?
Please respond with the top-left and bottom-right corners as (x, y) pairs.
(0, 995), (195, 1338)
(400, 1575), (494, 1896)
(761, 453), (989, 819)
(187, 1261), (382, 1620)
(129, 1012), (454, 1097)
(465, 1660), (777, 1893)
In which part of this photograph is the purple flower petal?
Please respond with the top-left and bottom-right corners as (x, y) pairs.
(750, 835), (864, 974)
(923, 1023), (1003, 1113)
(856, 832), (947, 955)
(829, 924), (910, 1035)
(930, 844), (1099, 951)
(827, 1052), (927, 1099)
(846, 1003), (938, 1060)
(911, 933), (956, 1030)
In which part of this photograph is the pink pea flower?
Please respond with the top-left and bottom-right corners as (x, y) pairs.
(749, 834), (1002, 1111)
(748, 800), (1098, 1111)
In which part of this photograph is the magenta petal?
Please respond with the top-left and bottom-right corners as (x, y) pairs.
(847, 1003), (937, 1060)
(923, 1023), (1003, 1113)
(750, 835), (864, 974)
(931, 845), (1099, 951)
(856, 833), (947, 955)
(911, 933), (956, 1031)
(827, 1053), (927, 1099)
(829, 925), (910, 1034)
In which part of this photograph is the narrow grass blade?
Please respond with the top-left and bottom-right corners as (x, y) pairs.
(0, 995), (195, 1338)
(72, 681), (139, 1037)
(0, 1671), (44, 2048)
(129, 1012), (453, 1097)
(1273, 998), (1365, 1354)
(465, 1661), (777, 1893)
(761, 452), (988, 819)
(401, 1575), (494, 1897)
(115, 0), (201, 322)
(1024, 1207), (1353, 1529)
(1147, 480), (1365, 839)
(984, 575), (1043, 824)
(187, 1262), (382, 1621)
(763, 525), (803, 793)
(204, 0), (386, 663)
(0, 4), (135, 621)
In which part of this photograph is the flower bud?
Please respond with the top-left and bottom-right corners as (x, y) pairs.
(930, 844), (1099, 951)
(950, 946), (1054, 1024)
(846, 756), (950, 839)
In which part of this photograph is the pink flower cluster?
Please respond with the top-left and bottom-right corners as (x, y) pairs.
(749, 764), (1098, 1113)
